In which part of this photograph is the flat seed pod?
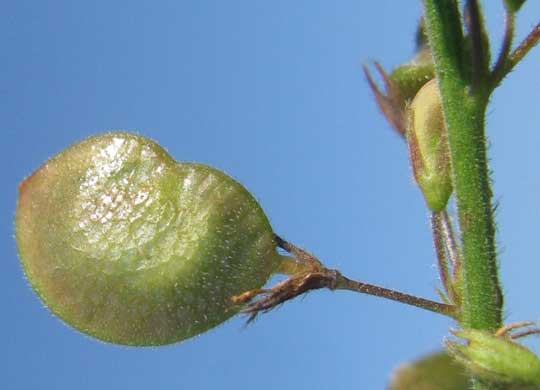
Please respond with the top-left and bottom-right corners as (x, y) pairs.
(407, 79), (452, 212)
(16, 132), (281, 346)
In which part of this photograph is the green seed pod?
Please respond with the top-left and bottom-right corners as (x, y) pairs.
(447, 329), (540, 388)
(407, 79), (453, 212)
(16, 132), (282, 346)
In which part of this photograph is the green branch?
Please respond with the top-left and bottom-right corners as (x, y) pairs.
(422, 0), (503, 331)
(422, 3), (505, 389)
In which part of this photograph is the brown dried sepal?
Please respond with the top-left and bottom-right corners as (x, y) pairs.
(232, 268), (339, 323)
(232, 235), (339, 323)
(364, 62), (407, 136)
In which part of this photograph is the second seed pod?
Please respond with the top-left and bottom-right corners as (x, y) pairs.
(407, 79), (453, 212)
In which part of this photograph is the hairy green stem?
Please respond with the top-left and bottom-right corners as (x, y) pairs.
(422, 3), (504, 389)
(422, 0), (503, 329)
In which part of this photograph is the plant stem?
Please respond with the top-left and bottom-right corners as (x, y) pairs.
(274, 235), (455, 316)
(431, 212), (451, 297)
(466, 0), (489, 90)
(441, 210), (461, 274)
(506, 24), (540, 76)
(334, 273), (455, 317)
(490, 10), (515, 89)
(421, 4), (503, 384)
(237, 235), (457, 319)
(422, 0), (503, 334)
(237, 262), (456, 319)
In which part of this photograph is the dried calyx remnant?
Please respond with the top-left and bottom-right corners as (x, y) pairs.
(364, 18), (434, 136)
(232, 235), (340, 322)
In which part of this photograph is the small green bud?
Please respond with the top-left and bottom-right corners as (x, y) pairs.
(407, 79), (452, 212)
(389, 51), (434, 105)
(447, 329), (540, 388)
(388, 351), (469, 390)
(16, 132), (282, 345)
(504, 0), (526, 13)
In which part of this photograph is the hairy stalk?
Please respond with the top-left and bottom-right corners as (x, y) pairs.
(274, 236), (454, 316)
(422, 0), (503, 330)
(431, 212), (451, 298)
(505, 24), (540, 76)
(423, 1), (504, 388)
(234, 236), (456, 321)
(490, 10), (515, 89)
(334, 273), (455, 316)
(441, 210), (461, 274)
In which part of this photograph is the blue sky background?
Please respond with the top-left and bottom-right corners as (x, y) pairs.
(2, 1), (540, 389)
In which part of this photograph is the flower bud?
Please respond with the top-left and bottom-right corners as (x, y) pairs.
(389, 50), (434, 105)
(504, 0), (526, 13)
(364, 18), (434, 136)
(407, 79), (452, 212)
(388, 351), (469, 390)
(447, 329), (540, 388)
